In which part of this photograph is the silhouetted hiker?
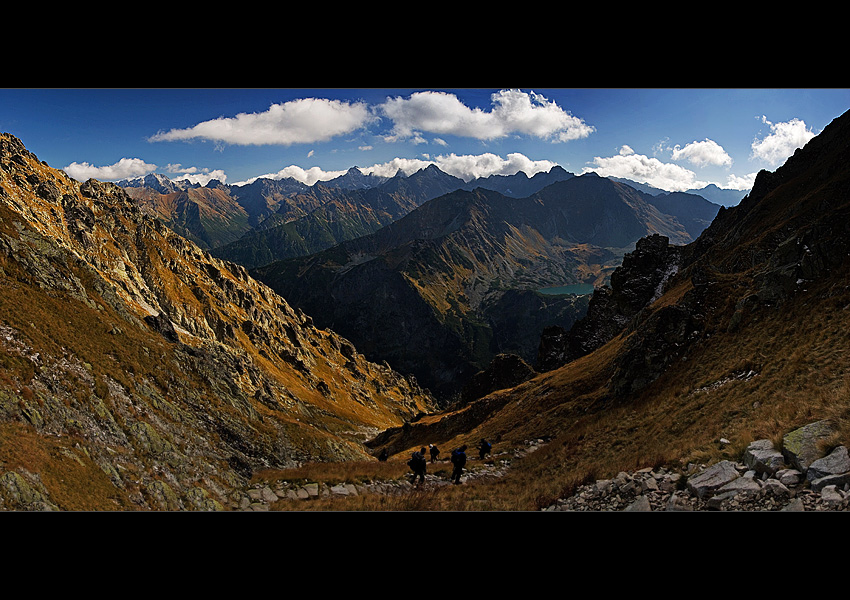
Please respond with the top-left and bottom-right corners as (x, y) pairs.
(450, 445), (467, 484)
(429, 444), (440, 463)
(408, 447), (427, 484)
(478, 438), (492, 460)
(378, 448), (388, 462)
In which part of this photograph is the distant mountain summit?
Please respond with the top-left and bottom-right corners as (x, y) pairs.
(252, 173), (720, 400)
(322, 166), (392, 190)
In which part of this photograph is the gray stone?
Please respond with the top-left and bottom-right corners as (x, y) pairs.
(780, 498), (806, 512)
(687, 460), (740, 499)
(744, 439), (786, 475)
(776, 468), (802, 486)
(810, 472), (850, 493)
(782, 420), (835, 473)
(260, 487), (279, 503)
(717, 476), (762, 497)
(623, 495), (652, 511)
(761, 478), (791, 499)
(706, 490), (739, 510)
(641, 476), (659, 493)
(806, 446), (850, 481)
(330, 484), (351, 496)
(819, 485), (845, 508)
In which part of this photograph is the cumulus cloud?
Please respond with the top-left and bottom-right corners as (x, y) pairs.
(378, 89), (595, 143)
(436, 152), (557, 181)
(360, 157), (433, 179)
(584, 145), (708, 192)
(237, 151), (558, 186)
(670, 138), (732, 167)
(172, 169), (228, 186)
(238, 165), (349, 186)
(725, 172), (758, 191)
(64, 157), (157, 182)
(148, 98), (374, 146)
(751, 116), (816, 166)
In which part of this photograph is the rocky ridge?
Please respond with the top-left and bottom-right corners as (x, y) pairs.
(0, 132), (435, 511)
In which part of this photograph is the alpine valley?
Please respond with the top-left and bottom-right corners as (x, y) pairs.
(3, 106), (850, 511)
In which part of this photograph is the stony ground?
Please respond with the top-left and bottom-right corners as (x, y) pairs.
(233, 439), (850, 512)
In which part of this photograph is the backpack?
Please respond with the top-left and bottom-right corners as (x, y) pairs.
(451, 448), (466, 467)
(408, 451), (425, 470)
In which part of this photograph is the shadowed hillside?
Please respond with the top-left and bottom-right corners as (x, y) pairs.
(361, 108), (850, 509)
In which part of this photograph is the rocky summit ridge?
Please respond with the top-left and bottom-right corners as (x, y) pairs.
(0, 132), (435, 511)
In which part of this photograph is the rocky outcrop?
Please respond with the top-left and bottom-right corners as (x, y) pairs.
(536, 234), (683, 372)
(460, 353), (536, 403)
(546, 425), (850, 511)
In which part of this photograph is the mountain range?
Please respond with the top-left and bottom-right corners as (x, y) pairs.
(119, 163), (741, 268)
(251, 173), (721, 399)
(7, 102), (848, 511)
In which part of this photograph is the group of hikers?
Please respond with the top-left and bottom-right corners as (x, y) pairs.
(391, 438), (492, 485)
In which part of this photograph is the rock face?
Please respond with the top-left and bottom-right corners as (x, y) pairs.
(536, 234), (683, 373)
(0, 133), (436, 511)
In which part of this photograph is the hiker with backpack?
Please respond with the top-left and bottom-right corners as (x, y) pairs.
(450, 445), (467, 485)
(429, 444), (440, 463)
(408, 447), (427, 485)
(478, 438), (492, 460)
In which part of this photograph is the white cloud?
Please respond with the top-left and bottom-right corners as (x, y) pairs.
(64, 157), (157, 182)
(239, 151), (559, 186)
(360, 157), (433, 179)
(751, 116), (816, 166)
(436, 152), (557, 181)
(725, 172), (758, 191)
(584, 145), (708, 192)
(238, 165), (349, 186)
(670, 138), (732, 167)
(361, 152), (557, 182)
(172, 169), (228, 186)
(378, 89), (595, 143)
(148, 98), (374, 146)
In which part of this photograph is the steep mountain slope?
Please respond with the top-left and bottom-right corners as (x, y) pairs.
(0, 133), (434, 511)
(124, 185), (253, 250)
(372, 108), (850, 496)
(253, 176), (716, 400)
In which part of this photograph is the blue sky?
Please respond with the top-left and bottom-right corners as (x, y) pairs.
(2, 88), (849, 194)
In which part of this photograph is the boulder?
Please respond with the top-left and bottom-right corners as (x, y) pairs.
(806, 445), (850, 481)
(687, 460), (740, 499)
(782, 420), (835, 473)
(743, 439), (785, 475)
(810, 472), (850, 493)
(716, 476), (762, 498)
(623, 495), (652, 511)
